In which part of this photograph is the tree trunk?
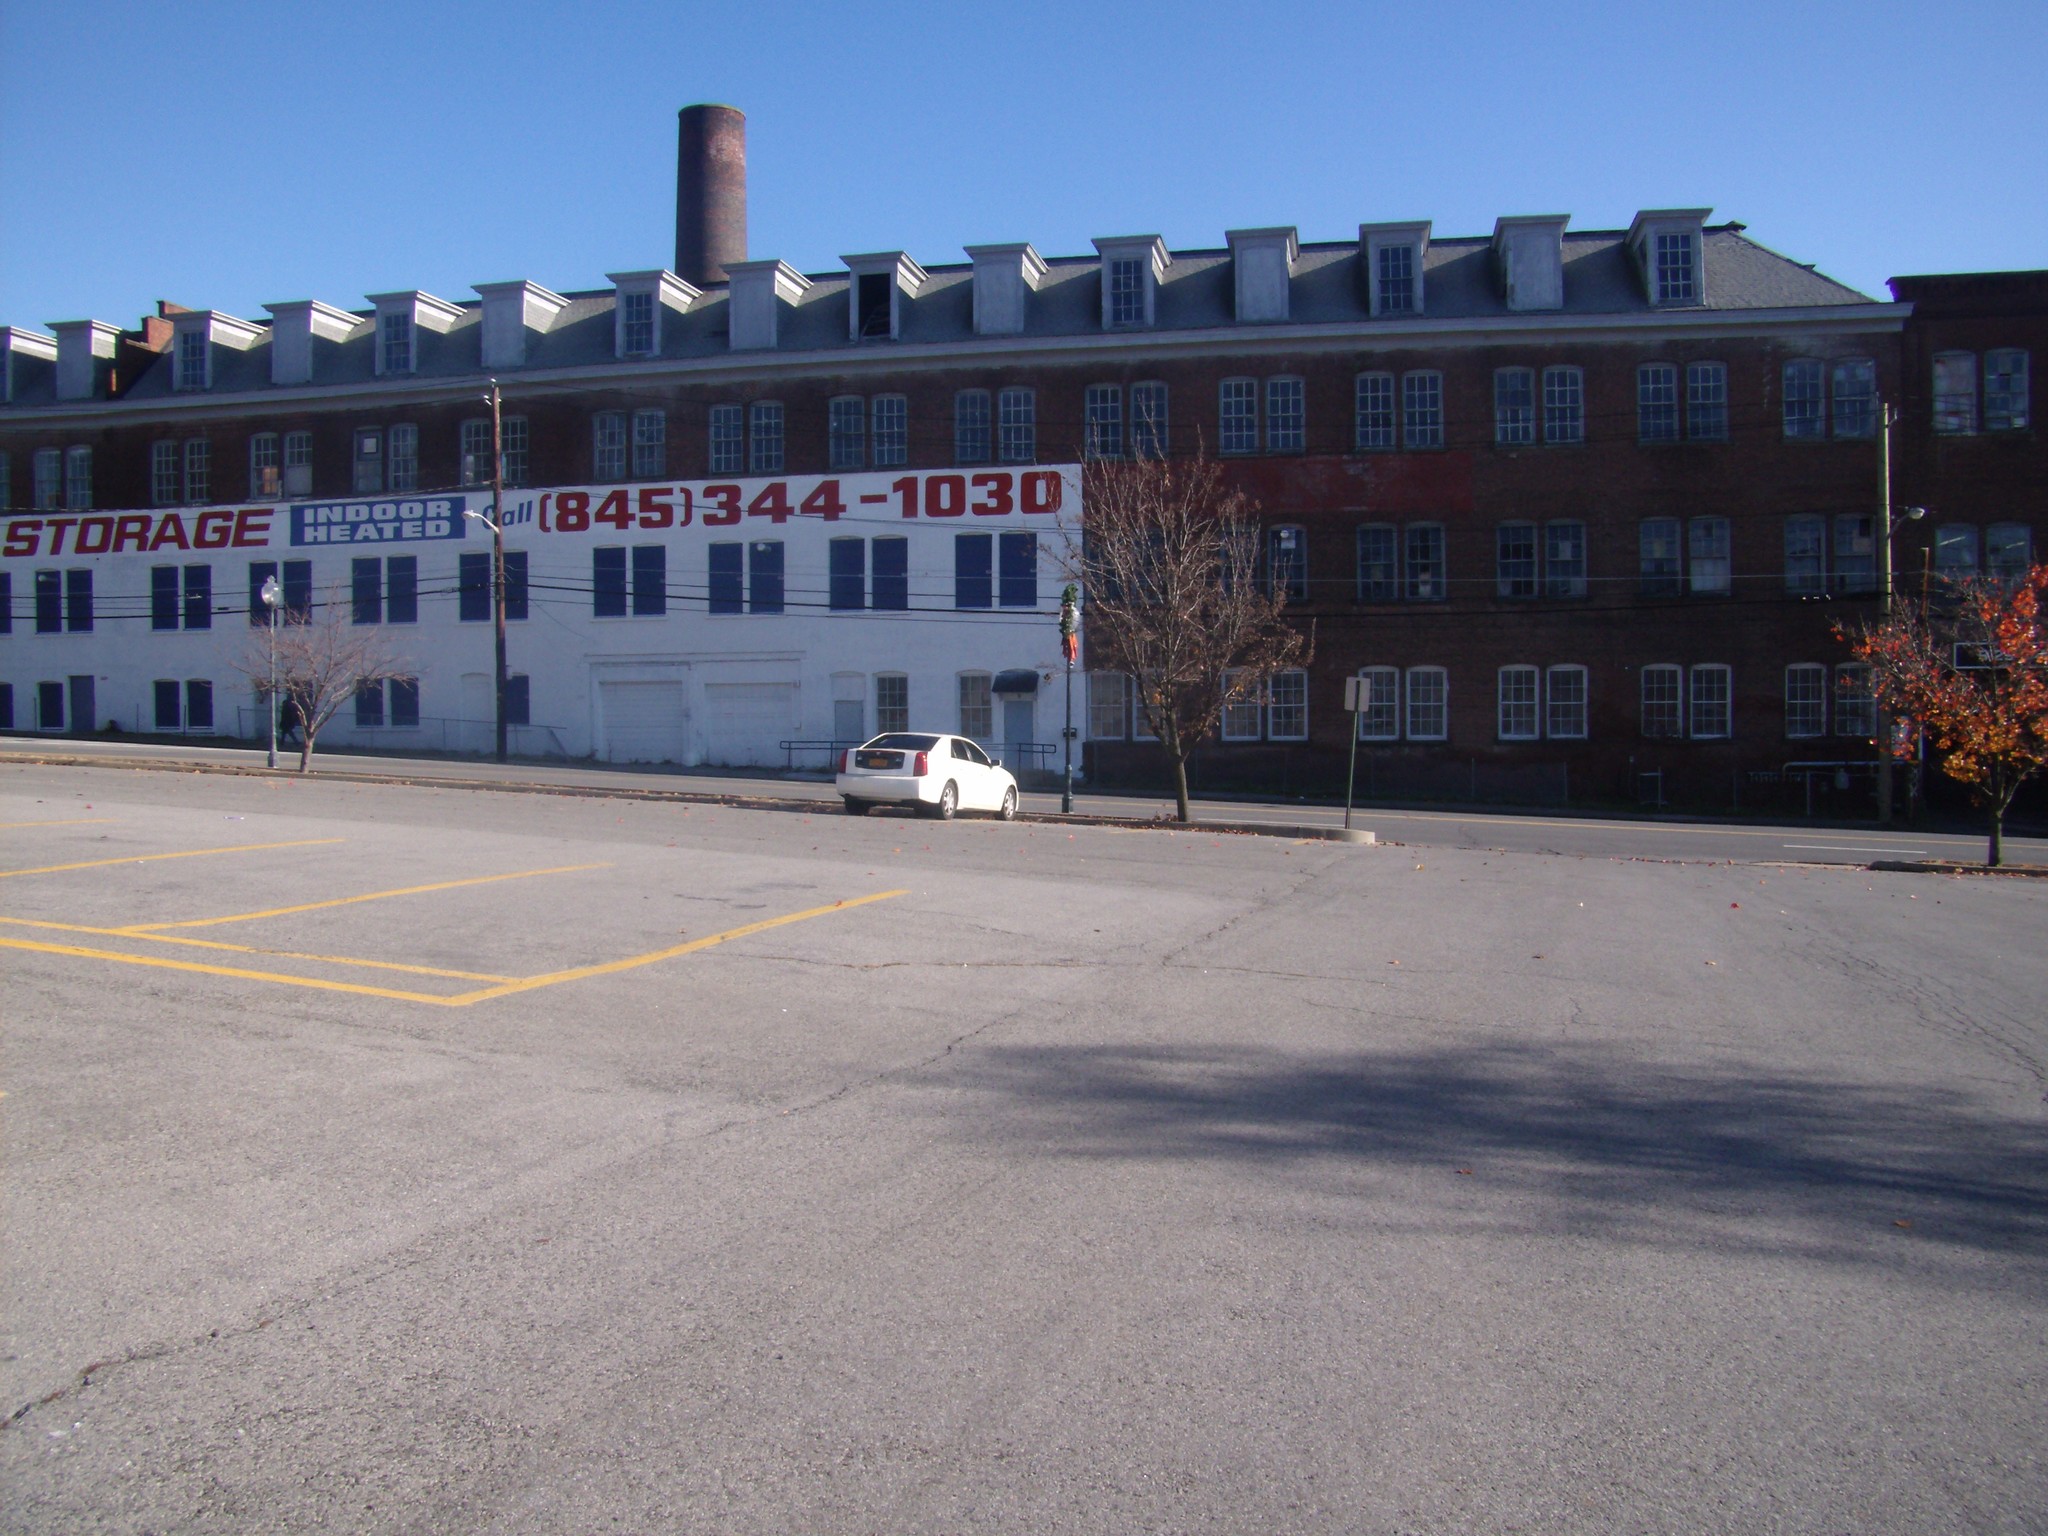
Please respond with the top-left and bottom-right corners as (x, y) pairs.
(298, 732), (314, 775)
(1170, 750), (1192, 824)
(1988, 808), (2003, 868)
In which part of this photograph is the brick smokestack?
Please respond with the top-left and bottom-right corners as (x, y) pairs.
(676, 104), (747, 287)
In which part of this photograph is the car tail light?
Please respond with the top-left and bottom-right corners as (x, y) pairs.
(840, 748), (852, 773)
(913, 751), (929, 777)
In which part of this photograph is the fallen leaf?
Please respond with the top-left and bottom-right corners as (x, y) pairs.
(1894, 1219), (1912, 1229)
(1455, 1168), (1473, 1176)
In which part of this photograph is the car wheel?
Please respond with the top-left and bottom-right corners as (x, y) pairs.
(842, 797), (870, 816)
(997, 786), (1018, 822)
(923, 781), (958, 821)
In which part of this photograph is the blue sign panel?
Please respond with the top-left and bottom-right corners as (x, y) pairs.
(291, 495), (469, 546)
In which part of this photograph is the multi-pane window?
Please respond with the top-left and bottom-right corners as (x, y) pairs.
(632, 410), (665, 478)
(593, 412), (627, 480)
(1688, 516), (1731, 595)
(1496, 523), (1538, 598)
(954, 390), (991, 465)
(954, 533), (994, 609)
(1984, 349), (2030, 432)
(829, 396), (865, 470)
(500, 417), (528, 485)
(710, 404), (744, 474)
(1832, 359), (1877, 438)
(250, 433), (280, 498)
(1084, 384), (1123, 460)
(1108, 258), (1145, 327)
(184, 439), (210, 505)
(1355, 373), (1396, 450)
(997, 388), (1035, 463)
(352, 428), (384, 493)
(1220, 378), (1258, 455)
(176, 329), (208, 390)
(1641, 665), (1683, 737)
(872, 395), (907, 467)
(1268, 670), (1308, 740)
(876, 674), (909, 735)
(1356, 524), (1398, 602)
(283, 431), (312, 496)
(1546, 666), (1588, 739)
(36, 568), (94, 632)
(1542, 366), (1583, 444)
(1494, 368), (1535, 446)
(32, 448), (60, 510)
(1220, 670), (1262, 741)
(1405, 524), (1446, 601)
(1932, 352), (1976, 434)
(63, 446), (91, 509)
(1498, 666), (1540, 740)
(1686, 362), (1728, 440)
(1405, 667), (1447, 740)
(1545, 521), (1587, 598)
(746, 541), (782, 614)
(461, 420), (493, 486)
(707, 543), (742, 614)
(1988, 523), (2034, 583)
(1401, 371), (1443, 449)
(153, 679), (214, 733)
(1354, 667), (1399, 740)
(999, 531), (1038, 608)
(1268, 526), (1307, 602)
(351, 555), (418, 625)
(1638, 364), (1679, 442)
(380, 311), (413, 374)
(1088, 672), (1130, 739)
(1378, 245), (1416, 313)
(959, 673), (993, 739)
(1935, 523), (1979, 579)
(151, 442), (180, 506)
(383, 424), (416, 491)
(1640, 518), (1682, 594)
(247, 558), (311, 624)
(1785, 664), (1828, 738)
(871, 537), (908, 611)
(748, 402), (784, 474)
(1783, 360), (1826, 440)
(1785, 514), (1826, 595)
(1834, 513), (1876, 593)
(458, 550), (530, 623)
(620, 290), (655, 355)
(594, 545), (668, 617)
(150, 567), (184, 631)
(1689, 665), (1731, 738)
(829, 538), (865, 611)
(1654, 232), (1696, 304)
(1265, 377), (1304, 452)
(152, 564), (213, 631)
(1131, 381), (1168, 458)
(1834, 664), (1876, 737)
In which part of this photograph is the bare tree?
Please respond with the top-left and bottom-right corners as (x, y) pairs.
(236, 585), (412, 773)
(1065, 452), (1311, 822)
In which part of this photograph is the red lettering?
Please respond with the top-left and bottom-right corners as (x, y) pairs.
(593, 489), (632, 530)
(924, 475), (966, 518)
(147, 514), (190, 551)
(702, 485), (741, 526)
(43, 516), (78, 554)
(73, 517), (113, 555)
(3, 520), (42, 558)
(800, 481), (845, 520)
(1021, 471), (1062, 513)
(636, 487), (673, 530)
(555, 491), (590, 532)
(112, 515), (152, 553)
(194, 511), (234, 549)
(971, 473), (1015, 515)
(232, 509), (272, 547)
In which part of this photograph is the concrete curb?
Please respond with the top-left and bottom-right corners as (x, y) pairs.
(1868, 858), (2048, 878)
(0, 750), (1375, 846)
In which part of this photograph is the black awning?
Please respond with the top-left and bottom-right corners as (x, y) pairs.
(991, 669), (1040, 696)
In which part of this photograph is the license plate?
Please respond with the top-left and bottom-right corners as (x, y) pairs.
(857, 751), (901, 770)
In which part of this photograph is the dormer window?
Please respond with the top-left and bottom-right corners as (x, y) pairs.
(621, 291), (655, 354)
(1109, 260), (1144, 327)
(380, 311), (413, 373)
(841, 253), (927, 343)
(1362, 222), (1431, 317)
(857, 273), (892, 338)
(1655, 232), (1696, 304)
(176, 329), (209, 390)
(1379, 247), (1415, 313)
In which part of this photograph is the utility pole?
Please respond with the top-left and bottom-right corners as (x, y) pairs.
(489, 380), (508, 764)
(1059, 585), (1080, 814)
(1877, 402), (1895, 823)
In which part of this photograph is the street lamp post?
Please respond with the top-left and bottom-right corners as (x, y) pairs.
(1059, 585), (1080, 814)
(1875, 404), (1928, 821)
(464, 381), (511, 764)
(260, 574), (281, 768)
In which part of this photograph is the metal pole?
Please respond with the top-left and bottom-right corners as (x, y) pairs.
(1877, 402), (1894, 823)
(490, 380), (508, 764)
(1063, 656), (1074, 814)
(1343, 684), (1360, 831)
(266, 607), (277, 769)
(1059, 585), (1079, 814)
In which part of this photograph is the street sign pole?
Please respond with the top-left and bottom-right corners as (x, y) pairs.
(1342, 673), (1363, 831)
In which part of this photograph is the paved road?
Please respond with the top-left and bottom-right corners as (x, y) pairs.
(3, 763), (2044, 1534)
(6, 736), (2041, 867)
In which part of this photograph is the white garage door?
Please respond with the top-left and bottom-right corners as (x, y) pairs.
(702, 682), (798, 768)
(599, 680), (689, 763)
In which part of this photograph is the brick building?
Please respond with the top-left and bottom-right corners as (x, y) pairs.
(0, 107), (2038, 810)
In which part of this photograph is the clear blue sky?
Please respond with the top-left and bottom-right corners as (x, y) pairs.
(3, 0), (2044, 332)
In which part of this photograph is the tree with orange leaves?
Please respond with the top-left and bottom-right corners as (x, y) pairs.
(1842, 566), (2048, 866)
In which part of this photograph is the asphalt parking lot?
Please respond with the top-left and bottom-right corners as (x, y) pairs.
(3, 762), (2045, 1534)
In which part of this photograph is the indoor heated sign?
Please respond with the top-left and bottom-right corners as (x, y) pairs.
(291, 495), (469, 546)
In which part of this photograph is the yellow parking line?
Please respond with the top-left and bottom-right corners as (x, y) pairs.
(444, 889), (911, 1005)
(121, 863), (612, 932)
(0, 916), (516, 982)
(0, 818), (117, 830)
(0, 839), (344, 879)
(0, 888), (909, 1007)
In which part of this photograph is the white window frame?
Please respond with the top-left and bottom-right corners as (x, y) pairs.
(871, 394), (908, 467)
(1404, 667), (1447, 741)
(1688, 516), (1731, 596)
(1088, 672), (1129, 740)
(958, 672), (993, 741)
(710, 404), (744, 475)
(1265, 376), (1305, 453)
(997, 387), (1035, 464)
(1131, 381), (1169, 458)
(1784, 513), (1826, 595)
(631, 410), (666, 478)
(954, 390), (991, 465)
(1689, 664), (1732, 740)
(1984, 349), (2030, 432)
(593, 411), (627, 481)
(1497, 665), (1540, 741)
(748, 401), (785, 474)
(32, 448), (60, 510)
(1401, 371), (1443, 450)
(62, 445), (91, 510)
(829, 396), (866, 471)
(1497, 522), (1538, 599)
(1107, 257), (1145, 328)
(1376, 243), (1417, 314)
(1932, 352), (1976, 435)
(1544, 520), (1587, 599)
(1785, 664), (1827, 739)
(1355, 372), (1396, 450)
(876, 673), (910, 735)
(1654, 230), (1697, 305)
(1831, 358), (1877, 439)
(1355, 667), (1399, 740)
(1686, 361), (1728, 441)
(1267, 669), (1308, 741)
(1494, 368), (1535, 446)
(619, 290), (656, 356)
(150, 441), (179, 507)
(1834, 664), (1876, 738)
(1637, 363), (1679, 443)
(1783, 359), (1826, 441)
(282, 431), (313, 496)
(175, 328), (209, 391)
(182, 438), (210, 505)
(1405, 523), (1446, 602)
(250, 433), (280, 499)
(1084, 384), (1123, 460)
(379, 311), (413, 375)
(1220, 670), (1262, 741)
(1545, 665), (1588, 740)
(1542, 365), (1583, 445)
(1641, 664), (1683, 738)
(1219, 378), (1258, 455)
(1356, 523), (1399, 602)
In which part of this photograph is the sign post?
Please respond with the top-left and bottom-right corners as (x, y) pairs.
(1341, 672), (1365, 831)
(1059, 584), (1080, 815)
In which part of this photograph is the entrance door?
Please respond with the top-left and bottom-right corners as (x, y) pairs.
(38, 681), (65, 731)
(1002, 697), (1034, 770)
(67, 675), (95, 737)
(598, 680), (690, 764)
(833, 698), (865, 745)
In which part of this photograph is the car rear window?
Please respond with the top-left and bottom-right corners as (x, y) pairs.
(867, 733), (941, 751)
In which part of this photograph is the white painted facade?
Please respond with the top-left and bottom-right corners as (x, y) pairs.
(1, 465), (1082, 774)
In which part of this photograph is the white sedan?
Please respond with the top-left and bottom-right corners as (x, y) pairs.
(836, 733), (1020, 820)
